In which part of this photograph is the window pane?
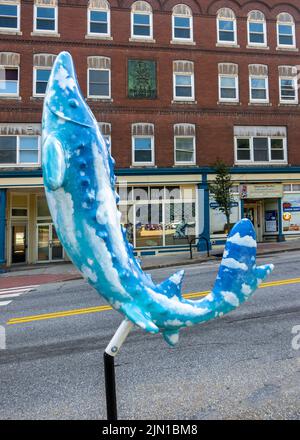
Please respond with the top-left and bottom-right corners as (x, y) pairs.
(90, 11), (107, 21)
(134, 14), (150, 25)
(36, 69), (51, 81)
(0, 80), (18, 94)
(90, 22), (107, 33)
(0, 17), (17, 28)
(0, 136), (17, 163)
(174, 28), (190, 38)
(279, 35), (294, 45)
(5, 69), (18, 80)
(89, 83), (109, 96)
(133, 25), (150, 36)
(279, 24), (293, 35)
(221, 77), (235, 88)
(253, 137), (268, 161)
(36, 19), (55, 30)
(271, 139), (284, 160)
(36, 7), (55, 19)
(0, 5), (17, 15)
(135, 150), (152, 162)
(176, 86), (192, 97)
(19, 151), (39, 163)
(176, 138), (194, 162)
(250, 32), (264, 43)
(219, 20), (234, 31)
(19, 137), (39, 150)
(174, 17), (190, 27)
(219, 31), (235, 41)
(135, 138), (152, 150)
(176, 75), (191, 86)
(250, 22), (264, 33)
(237, 138), (250, 160)
(221, 88), (236, 99)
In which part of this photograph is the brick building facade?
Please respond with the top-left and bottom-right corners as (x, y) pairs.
(1, 0), (300, 266)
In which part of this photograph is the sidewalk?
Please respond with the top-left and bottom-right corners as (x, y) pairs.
(1, 238), (300, 289)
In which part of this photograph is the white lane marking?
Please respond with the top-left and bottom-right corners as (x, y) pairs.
(0, 293), (22, 299)
(0, 288), (33, 296)
(0, 285), (39, 292)
(0, 301), (12, 307)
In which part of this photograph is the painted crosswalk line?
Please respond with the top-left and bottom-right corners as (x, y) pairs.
(0, 301), (12, 307)
(0, 285), (39, 308)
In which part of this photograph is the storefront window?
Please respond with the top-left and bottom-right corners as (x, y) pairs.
(210, 195), (240, 236)
(37, 195), (51, 218)
(118, 184), (196, 248)
(282, 189), (300, 233)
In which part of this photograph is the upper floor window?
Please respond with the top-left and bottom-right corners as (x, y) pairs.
(172, 4), (193, 42)
(247, 10), (267, 46)
(249, 64), (269, 103)
(88, 0), (110, 37)
(0, 135), (40, 165)
(277, 13), (296, 48)
(173, 60), (195, 101)
(34, 0), (58, 33)
(174, 124), (195, 165)
(234, 126), (287, 164)
(0, 1), (19, 31)
(0, 52), (19, 97)
(98, 122), (111, 150)
(217, 8), (237, 45)
(218, 63), (239, 102)
(87, 56), (111, 99)
(279, 66), (298, 104)
(132, 123), (154, 165)
(131, 1), (153, 40)
(33, 54), (56, 97)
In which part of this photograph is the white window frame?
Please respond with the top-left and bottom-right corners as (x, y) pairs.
(33, 66), (51, 97)
(249, 74), (269, 103)
(0, 1), (20, 32)
(247, 15), (267, 47)
(218, 74), (239, 102)
(172, 10), (193, 42)
(132, 134), (154, 166)
(0, 134), (41, 167)
(87, 6), (110, 37)
(173, 72), (195, 102)
(279, 75), (298, 104)
(277, 16), (296, 49)
(217, 13), (237, 45)
(33, 4), (58, 34)
(234, 136), (287, 165)
(0, 65), (19, 97)
(87, 67), (111, 99)
(131, 9), (153, 40)
(174, 135), (195, 165)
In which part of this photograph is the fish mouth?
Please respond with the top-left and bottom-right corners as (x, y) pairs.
(44, 51), (95, 128)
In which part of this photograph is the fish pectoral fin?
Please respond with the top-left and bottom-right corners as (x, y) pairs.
(158, 270), (185, 299)
(43, 134), (67, 191)
(163, 330), (180, 347)
(255, 264), (274, 283)
(121, 303), (159, 334)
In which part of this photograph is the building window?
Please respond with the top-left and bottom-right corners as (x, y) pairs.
(0, 135), (39, 165)
(98, 122), (111, 150)
(173, 61), (194, 101)
(234, 126), (287, 164)
(174, 124), (195, 164)
(247, 10), (267, 46)
(132, 123), (154, 165)
(279, 68), (298, 104)
(33, 54), (56, 97)
(172, 4), (193, 42)
(88, 0), (110, 37)
(87, 56), (111, 99)
(217, 8), (237, 45)
(277, 13), (295, 48)
(34, 1), (57, 33)
(0, 1), (19, 31)
(219, 75), (238, 101)
(0, 52), (20, 97)
(249, 65), (268, 103)
(131, 1), (153, 39)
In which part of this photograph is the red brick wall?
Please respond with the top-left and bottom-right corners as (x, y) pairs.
(1, 0), (300, 167)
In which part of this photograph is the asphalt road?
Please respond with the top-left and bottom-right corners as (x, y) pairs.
(0, 251), (300, 420)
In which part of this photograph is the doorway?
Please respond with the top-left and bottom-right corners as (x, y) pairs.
(244, 201), (263, 242)
(37, 224), (63, 262)
(11, 224), (27, 264)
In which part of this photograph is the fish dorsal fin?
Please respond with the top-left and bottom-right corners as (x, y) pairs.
(42, 134), (66, 191)
(158, 270), (184, 299)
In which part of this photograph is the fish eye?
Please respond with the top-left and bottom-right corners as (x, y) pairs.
(68, 98), (79, 108)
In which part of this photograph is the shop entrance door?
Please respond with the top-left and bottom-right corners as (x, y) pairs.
(37, 224), (63, 262)
(11, 224), (27, 264)
(244, 202), (263, 242)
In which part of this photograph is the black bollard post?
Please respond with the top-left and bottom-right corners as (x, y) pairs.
(104, 352), (118, 420)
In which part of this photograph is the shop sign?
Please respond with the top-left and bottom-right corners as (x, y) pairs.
(240, 184), (283, 199)
(209, 202), (239, 209)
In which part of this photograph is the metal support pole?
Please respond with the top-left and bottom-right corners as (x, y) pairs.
(104, 319), (134, 420)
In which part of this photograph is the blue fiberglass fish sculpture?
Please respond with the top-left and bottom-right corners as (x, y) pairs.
(42, 52), (274, 346)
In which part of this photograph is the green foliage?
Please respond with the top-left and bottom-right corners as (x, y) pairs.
(210, 160), (234, 233)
